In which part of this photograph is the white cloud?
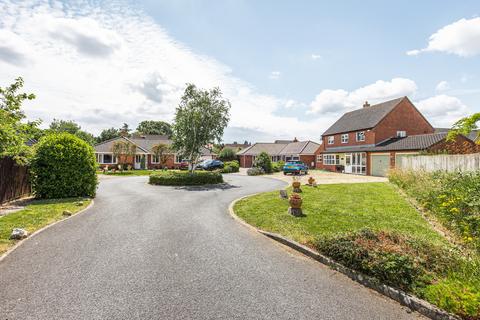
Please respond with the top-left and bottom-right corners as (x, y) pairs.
(309, 78), (417, 114)
(311, 54), (322, 60)
(416, 95), (470, 127)
(407, 17), (480, 57)
(435, 80), (450, 92)
(0, 0), (329, 141)
(269, 71), (281, 80)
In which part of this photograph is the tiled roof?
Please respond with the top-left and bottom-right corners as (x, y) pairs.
(237, 141), (320, 156)
(323, 133), (448, 153)
(323, 97), (405, 136)
(279, 141), (320, 155)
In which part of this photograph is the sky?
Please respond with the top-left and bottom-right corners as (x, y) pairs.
(1, 0), (479, 143)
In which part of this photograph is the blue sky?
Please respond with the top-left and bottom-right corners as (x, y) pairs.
(1, 0), (479, 142)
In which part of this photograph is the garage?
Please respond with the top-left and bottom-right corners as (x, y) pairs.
(371, 154), (390, 177)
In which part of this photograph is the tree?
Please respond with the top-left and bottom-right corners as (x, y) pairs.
(151, 143), (171, 168)
(111, 140), (136, 167)
(120, 123), (131, 137)
(0, 77), (38, 164)
(254, 151), (272, 173)
(136, 120), (172, 137)
(447, 113), (480, 143)
(218, 147), (236, 161)
(172, 84), (231, 172)
(48, 119), (95, 145)
(97, 127), (121, 143)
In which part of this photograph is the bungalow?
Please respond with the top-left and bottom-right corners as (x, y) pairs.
(316, 97), (479, 176)
(94, 135), (215, 169)
(237, 140), (320, 168)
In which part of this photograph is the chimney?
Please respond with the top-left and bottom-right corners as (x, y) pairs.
(293, 137), (298, 142)
(363, 101), (370, 108)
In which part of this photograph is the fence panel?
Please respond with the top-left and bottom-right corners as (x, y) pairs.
(0, 157), (31, 204)
(400, 153), (480, 172)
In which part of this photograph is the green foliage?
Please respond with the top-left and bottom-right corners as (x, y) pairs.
(48, 119), (95, 145)
(136, 120), (172, 136)
(0, 77), (39, 164)
(140, 155), (146, 169)
(149, 171), (223, 186)
(96, 127), (121, 143)
(221, 160), (239, 173)
(254, 151), (272, 173)
(30, 133), (98, 199)
(447, 113), (480, 143)
(172, 84), (230, 172)
(272, 160), (285, 172)
(218, 147), (236, 161)
(247, 167), (265, 176)
(389, 169), (480, 251)
(151, 143), (171, 167)
(111, 140), (136, 163)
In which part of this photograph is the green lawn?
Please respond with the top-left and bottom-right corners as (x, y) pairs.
(234, 182), (446, 246)
(0, 198), (91, 255)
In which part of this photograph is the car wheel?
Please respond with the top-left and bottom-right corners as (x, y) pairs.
(283, 172), (287, 175)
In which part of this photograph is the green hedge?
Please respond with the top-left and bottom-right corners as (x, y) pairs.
(30, 133), (97, 199)
(149, 171), (223, 186)
(221, 160), (239, 173)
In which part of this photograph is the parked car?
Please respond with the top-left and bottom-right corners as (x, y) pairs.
(283, 161), (309, 175)
(196, 159), (224, 171)
(176, 161), (189, 170)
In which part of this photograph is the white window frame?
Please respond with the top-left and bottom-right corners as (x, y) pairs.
(327, 136), (334, 144)
(356, 131), (365, 142)
(151, 154), (160, 164)
(96, 153), (117, 165)
(323, 154), (340, 165)
(397, 131), (406, 138)
(174, 154), (183, 163)
(341, 134), (349, 144)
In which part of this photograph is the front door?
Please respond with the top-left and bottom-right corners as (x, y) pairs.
(345, 154), (352, 173)
(134, 154), (143, 169)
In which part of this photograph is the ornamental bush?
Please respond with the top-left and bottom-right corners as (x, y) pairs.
(254, 151), (272, 173)
(218, 147), (236, 161)
(149, 171), (223, 186)
(221, 160), (240, 173)
(30, 133), (97, 198)
(247, 167), (264, 176)
(272, 160), (285, 172)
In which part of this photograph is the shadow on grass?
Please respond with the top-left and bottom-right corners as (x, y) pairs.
(174, 183), (240, 191)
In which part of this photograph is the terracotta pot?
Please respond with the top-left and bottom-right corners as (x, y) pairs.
(289, 197), (303, 209)
(292, 181), (301, 189)
(308, 177), (315, 185)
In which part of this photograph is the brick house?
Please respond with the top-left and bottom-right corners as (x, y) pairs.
(316, 97), (479, 176)
(94, 135), (215, 169)
(237, 140), (320, 168)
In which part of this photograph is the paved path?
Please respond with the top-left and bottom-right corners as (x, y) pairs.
(0, 175), (422, 319)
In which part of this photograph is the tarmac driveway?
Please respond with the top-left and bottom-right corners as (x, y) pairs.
(0, 175), (421, 319)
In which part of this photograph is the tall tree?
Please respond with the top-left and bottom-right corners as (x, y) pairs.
(97, 127), (121, 143)
(0, 77), (38, 163)
(447, 113), (480, 143)
(136, 120), (172, 136)
(151, 143), (171, 168)
(172, 84), (230, 172)
(48, 119), (95, 145)
(120, 123), (131, 137)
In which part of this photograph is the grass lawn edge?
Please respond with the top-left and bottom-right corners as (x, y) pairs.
(0, 199), (94, 262)
(228, 193), (461, 320)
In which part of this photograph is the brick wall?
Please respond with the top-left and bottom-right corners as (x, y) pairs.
(427, 135), (480, 154)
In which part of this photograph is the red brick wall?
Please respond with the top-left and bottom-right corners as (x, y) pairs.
(147, 154), (176, 169)
(373, 98), (434, 143)
(300, 155), (316, 168)
(427, 135), (480, 154)
(322, 130), (375, 148)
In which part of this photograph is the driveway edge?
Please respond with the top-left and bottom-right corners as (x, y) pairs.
(228, 195), (460, 320)
(0, 199), (95, 263)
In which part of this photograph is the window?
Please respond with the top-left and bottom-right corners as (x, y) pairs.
(174, 154), (183, 163)
(341, 134), (349, 144)
(323, 154), (340, 165)
(285, 155), (300, 161)
(327, 136), (334, 144)
(397, 131), (406, 138)
(152, 155), (159, 163)
(316, 155), (322, 162)
(97, 153), (116, 164)
(356, 131), (365, 142)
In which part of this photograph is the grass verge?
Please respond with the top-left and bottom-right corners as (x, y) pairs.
(0, 198), (91, 255)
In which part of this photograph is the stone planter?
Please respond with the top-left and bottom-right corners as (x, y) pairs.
(289, 196), (303, 209)
(308, 177), (315, 185)
(292, 181), (302, 193)
(288, 194), (304, 217)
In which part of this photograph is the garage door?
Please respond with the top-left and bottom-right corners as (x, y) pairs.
(371, 155), (390, 177)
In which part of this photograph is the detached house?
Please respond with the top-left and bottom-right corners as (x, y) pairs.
(316, 97), (478, 176)
(94, 135), (215, 169)
(237, 140), (320, 168)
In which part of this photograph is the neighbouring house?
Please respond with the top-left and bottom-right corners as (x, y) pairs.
(315, 97), (479, 176)
(94, 135), (215, 169)
(237, 139), (320, 168)
(222, 142), (251, 152)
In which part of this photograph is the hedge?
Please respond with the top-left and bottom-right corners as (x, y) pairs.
(221, 160), (239, 173)
(149, 171), (223, 186)
(30, 133), (97, 198)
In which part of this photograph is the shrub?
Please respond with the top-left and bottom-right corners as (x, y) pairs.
(30, 133), (97, 198)
(315, 229), (457, 292)
(221, 160), (239, 173)
(218, 148), (236, 161)
(247, 167), (265, 176)
(272, 160), (285, 172)
(389, 169), (480, 251)
(254, 151), (272, 173)
(149, 171), (223, 186)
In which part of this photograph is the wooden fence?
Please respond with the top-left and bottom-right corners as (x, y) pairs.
(400, 153), (480, 172)
(0, 157), (31, 204)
